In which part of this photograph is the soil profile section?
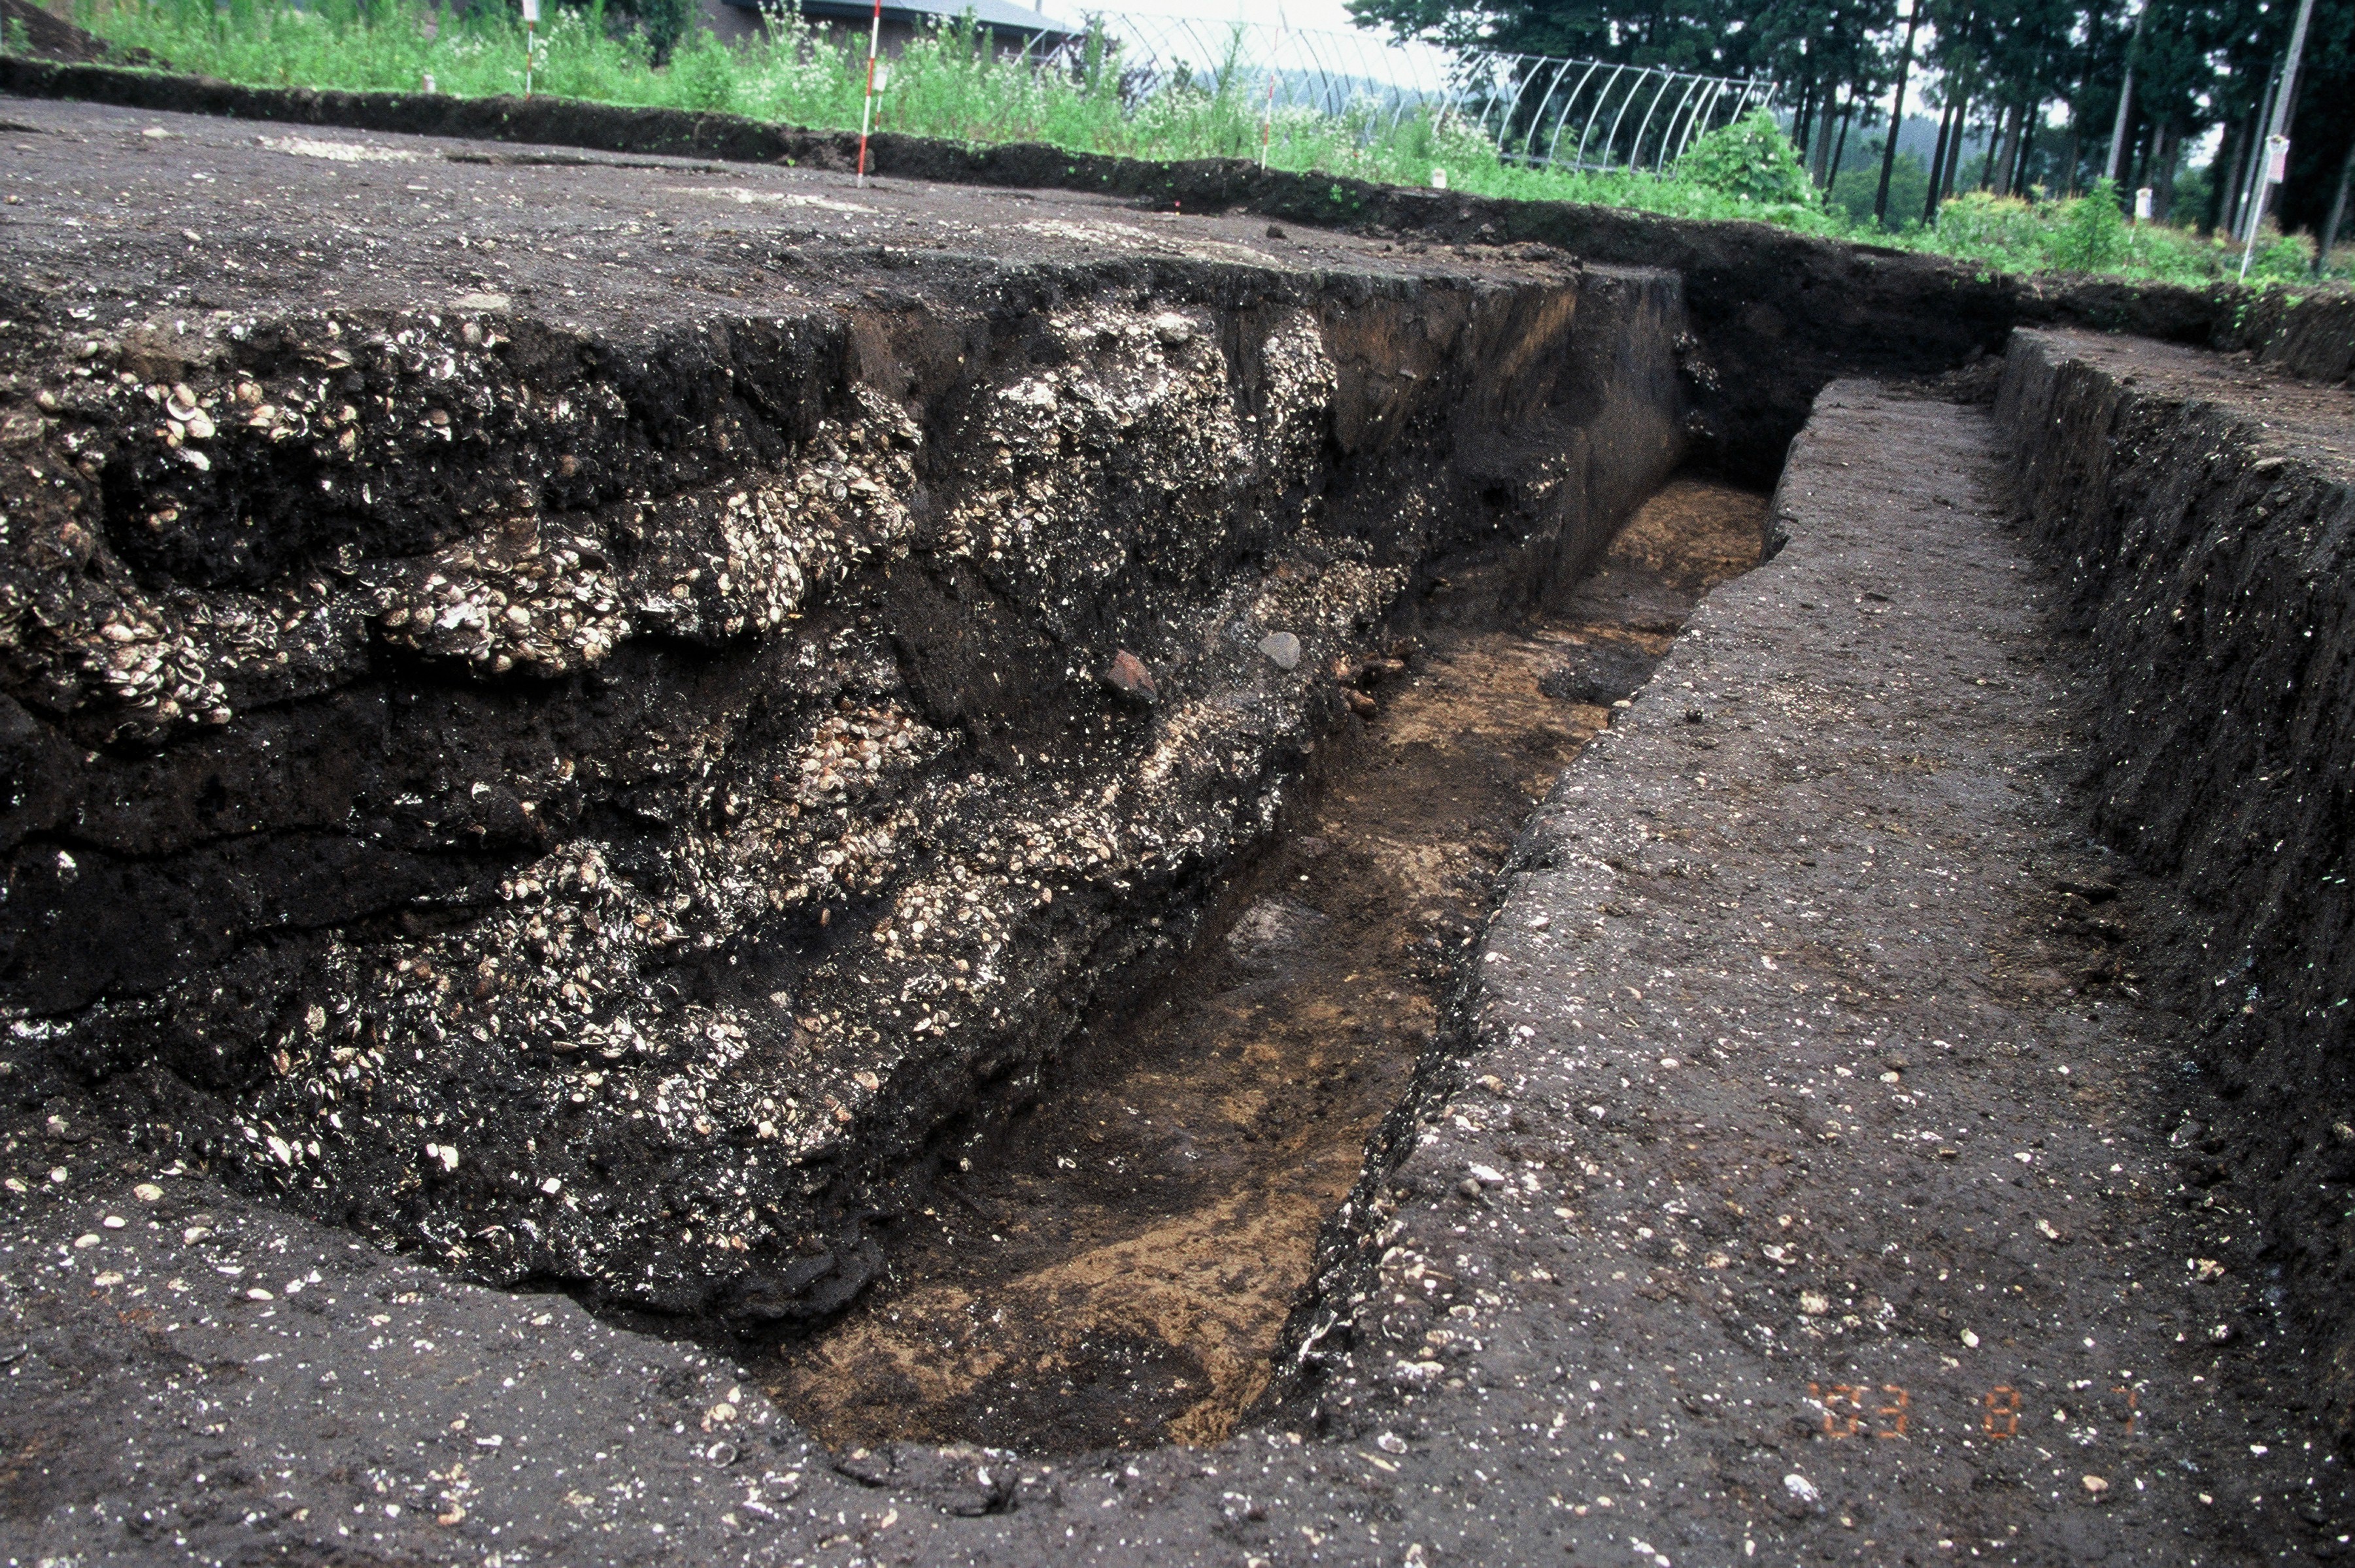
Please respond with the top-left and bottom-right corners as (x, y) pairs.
(0, 244), (1689, 1344)
(769, 478), (1766, 1454)
(1998, 329), (2355, 1447)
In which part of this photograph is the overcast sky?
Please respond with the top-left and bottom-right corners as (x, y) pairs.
(1039, 0), (1372, 40)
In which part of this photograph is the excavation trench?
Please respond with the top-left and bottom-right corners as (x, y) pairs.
(13, 93), (2355, 1565)
(0, 195), (1759, 1461)
(768, 477), (1765, 1453)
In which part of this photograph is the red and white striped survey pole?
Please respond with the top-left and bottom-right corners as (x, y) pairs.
(856, 0), (883, 188)
(520, 0), (538, 97)
(1259, 18), (1283, 169)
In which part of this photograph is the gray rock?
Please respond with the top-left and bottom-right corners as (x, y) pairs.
(1258, 631), (1302, 670)
(1225, 897), (1328, 971)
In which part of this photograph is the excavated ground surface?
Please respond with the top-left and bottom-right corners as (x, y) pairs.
(771, 480), (1764, 1455)
(0, 88), (2352, 1568)
(5, 369), (2349, 1566)
(0, 93), (1576, 328)
(1276, 378), (2354, 1566)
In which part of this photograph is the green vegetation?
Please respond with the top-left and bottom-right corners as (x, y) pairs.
(54, 0), (2352, 286)
(1829, 147), (1929, 227)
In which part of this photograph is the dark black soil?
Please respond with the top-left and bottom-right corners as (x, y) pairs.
(0, 94), (1683, 1346)
(2001, 328), (2355, 1456)
(0, 88), (2350, 1568)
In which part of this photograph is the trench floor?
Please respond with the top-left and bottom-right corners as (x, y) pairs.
(766, 478), (1768, 1454)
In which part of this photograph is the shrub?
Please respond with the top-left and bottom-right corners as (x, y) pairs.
(2246, 229), (2316, 282)
(1671, 108), (1814, 205)
(2050, 179), (2127, 273)
(668, 22), (734, 109)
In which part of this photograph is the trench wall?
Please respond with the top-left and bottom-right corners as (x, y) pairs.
(0, 251), (1685, 1331)
(1996, 329), (2355, 1443)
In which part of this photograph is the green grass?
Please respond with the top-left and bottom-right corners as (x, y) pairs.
(55, 0), (2352, 287)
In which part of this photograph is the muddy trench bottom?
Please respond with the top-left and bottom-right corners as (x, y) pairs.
(766, 478), (1767, 1454)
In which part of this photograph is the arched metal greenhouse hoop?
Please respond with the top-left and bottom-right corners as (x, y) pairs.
(1300, 31), (1344, 120)
(1513, 56), (1580, 163)
(1474, 52), (1532, 146)
(1627, 68), (1686, 172)
(1049, 14), (1772, 175)
(1676, 73), (1739, 161)
(1572, 62), (1631, 169)
(1455, 56), (1495, 141)
(1669, 76), (1724, 162)
(1602, 64), (1661, 169)
(1542, 59), (1607, 163)
(1648, 72), (1707, 169)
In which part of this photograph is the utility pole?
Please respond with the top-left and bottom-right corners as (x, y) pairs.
(1874, 0), (1923, 227)
(2104, 1), (2145, 184)
(2241, 0), (2317, 277)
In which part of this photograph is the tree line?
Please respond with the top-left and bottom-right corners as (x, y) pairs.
(1349, 0), (2355, 246)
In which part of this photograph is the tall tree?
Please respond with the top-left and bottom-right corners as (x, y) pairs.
(1346, 0), (2350, 241)
(2279, 0), (2355, 237)
(1873, 0), (1925, 222)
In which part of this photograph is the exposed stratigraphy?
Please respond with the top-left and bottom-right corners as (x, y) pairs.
(0, 114), (1687, 1332)
(3, 90), (2354, 1568)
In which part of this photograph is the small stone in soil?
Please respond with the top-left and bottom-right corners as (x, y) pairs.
(1104, 649), (1157, 703)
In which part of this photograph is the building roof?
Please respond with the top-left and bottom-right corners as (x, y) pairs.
(726, 0), (1083, 40)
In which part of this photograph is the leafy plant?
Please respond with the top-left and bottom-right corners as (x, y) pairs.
(1672, 108), (1815, 206)
(2050, 179), (2127, 273)
(667, 22), (734, 110)
(632, 0), (689, 63)
(2247, 230), (2316, 282)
